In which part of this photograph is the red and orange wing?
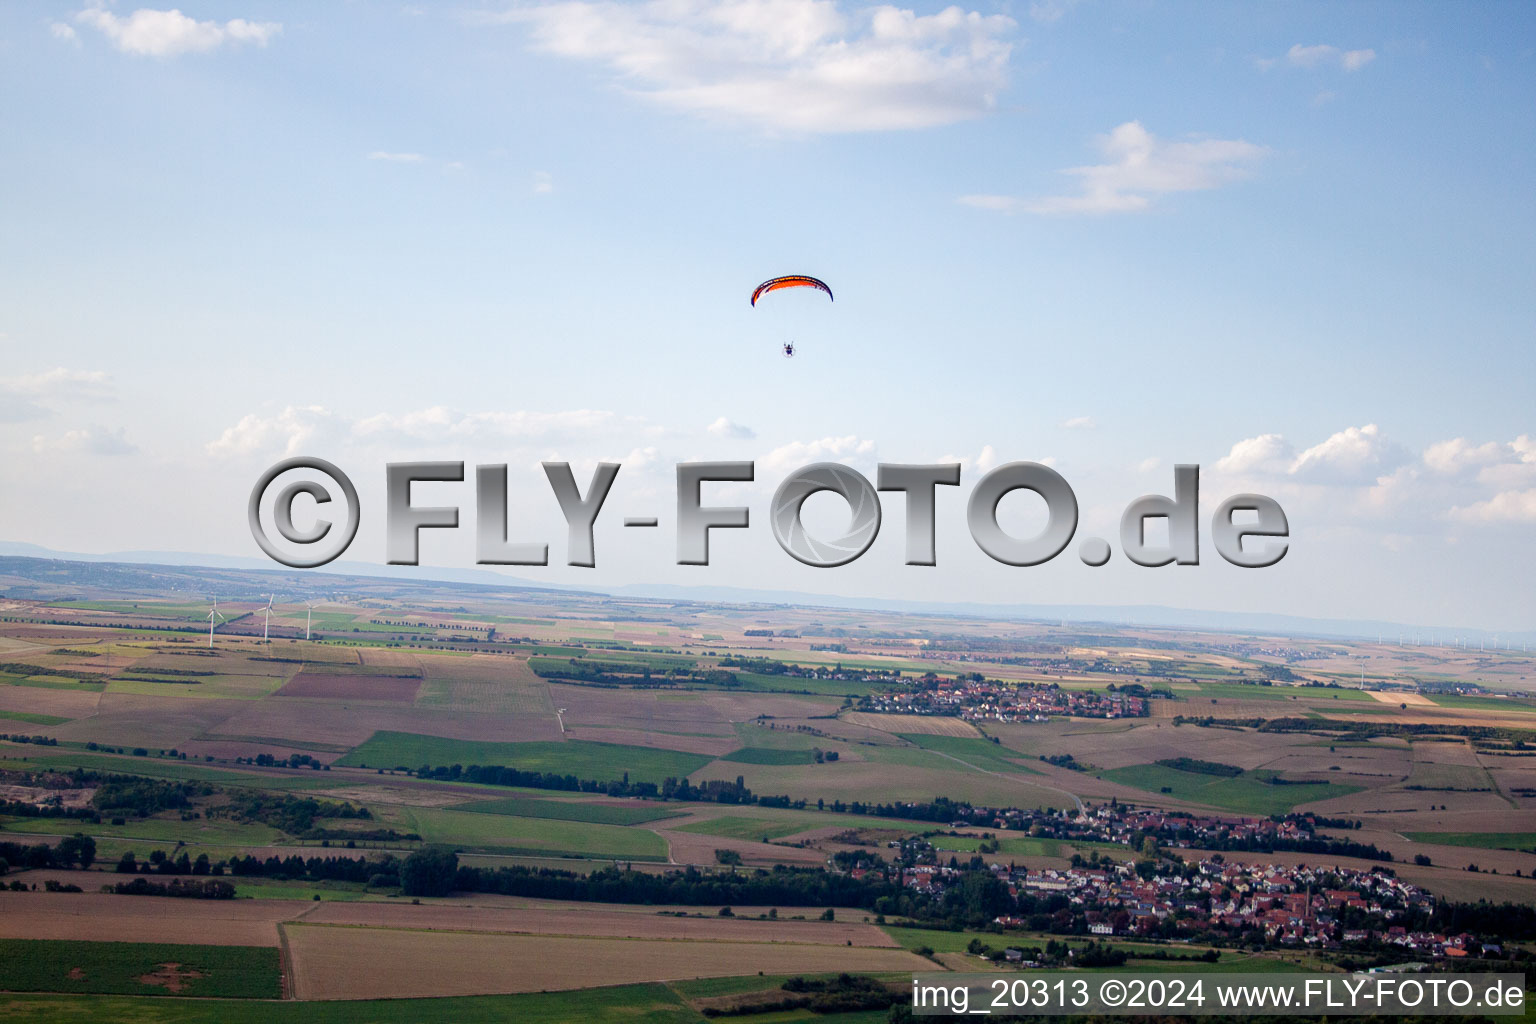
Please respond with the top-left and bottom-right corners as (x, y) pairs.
(750, 275), (833, 306)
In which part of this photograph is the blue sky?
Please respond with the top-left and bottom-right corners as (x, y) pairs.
(1, 1), (1532, 630)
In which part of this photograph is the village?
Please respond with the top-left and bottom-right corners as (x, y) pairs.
(854, 676), (1148, 721)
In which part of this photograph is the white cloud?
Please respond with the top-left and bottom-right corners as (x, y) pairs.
(707, 416), (756, 440)
(32, 425), (137, 456)
(1289, 423), (1408, 484)
(1062, 415), (1095, 430)
(761, 434), (876, 475)
(963, 121), (1267, 215)
(1214, 432), (1293, 475)
(205, 405), (339, 458)
(1212, 426), (1536, 533)
(51, 22), (79, 44)
(206, 405), (650, 459)
(368, 151), (426, 163)
(352, 407), (625, 444)
(75, 7), (280, 57)
(484, 1), (1016, 133)
(1423, 437), (1507, 475)
(1449, 489), (1536, 525)
(1027, 0), (1079, 24)
(0, 368), (115, 422)
(1258, 43), (1375, 73)
(532, 170), (554, 194)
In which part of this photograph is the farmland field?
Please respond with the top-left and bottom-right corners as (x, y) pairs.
(283, 923), (929, 999)
(2, 555), (1535, 1021)
(1401, 832), (1536, 851)
(335, 732), (715, 784)
(672, 815), (821, 842)
(453, 796), (685, 825)
(1098, 764), (1360, 815)
(0, 938), (280, 999)
(394, 805), (670, 859)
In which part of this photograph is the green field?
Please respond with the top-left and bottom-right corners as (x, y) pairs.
(720, 747), (819, 765)
(336, 732), (714, 785)
(47, 601), (228, 621)
(0, 710), (69, 726)
(454, 796), (684, 825)
(1429, 694), (1536, 713)
(20, 752), (279, 784)
(1098, 764), (1360, 816)
(1191, 682), (1376, 703)
(898, 734), (1042, 775)
(105, 673), (288, 700)
(397, 805), (669, 859)
(1403, 759), (1493, 791)
(672, 815), (817, 842)
(0, 982), (700, 1023)
(0, 673), (105, 693)
(0, 939), (280, 999)
(1402, 831), (1536, 851)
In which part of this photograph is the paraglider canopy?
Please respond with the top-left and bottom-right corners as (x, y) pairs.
(750, 275), (833, 307)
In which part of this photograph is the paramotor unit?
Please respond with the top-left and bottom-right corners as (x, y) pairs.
(752, 275), (831, 359)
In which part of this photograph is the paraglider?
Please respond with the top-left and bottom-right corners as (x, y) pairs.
(751, 275), (832, 358)
(750, 275), (833, 307)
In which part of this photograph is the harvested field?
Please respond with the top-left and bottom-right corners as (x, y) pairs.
(284, 923), (928, 999)
(45, 693), (237, 750)
(546, 684), (738, 737)
(561, 725), (740, 755)
(655, 827), (831, 868)
(275, 673), (424, 702)
(1368, 690), (1435, 706)
(0, 686), (99, 720)
(415, 656), (551, 715)
(211, 702), (561, 750)
(842, 712), (980, 737)
(0, 892), (300, 946)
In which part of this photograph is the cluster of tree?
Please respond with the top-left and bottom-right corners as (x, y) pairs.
(1280, 813), (1361, 830)
(238, 752), (331, 770)
(110, 877), (236, 899)
(1040, 754), (1088, 771)
(401, 847), (459, 897)
(1155, 757), (1243, 777)
(0, 799), (100, 822)
(0, 662), (110, 682)
(453, 862), (907, 914)
(0, 835), (96, 871)
(1182, 715), (1536, 745)
(529, 657), (737, 690)
(210, 791), (371, 836)
(226, 853), (392, 885)
(0, 734), (58, 746)
(91, 776), (204, 817)
(1174, 830), (1391, 862)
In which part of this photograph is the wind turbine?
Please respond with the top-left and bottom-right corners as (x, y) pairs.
(207, 598), (226, 649)
(305, 601), (318, 641)
(262, 595), (275, 643)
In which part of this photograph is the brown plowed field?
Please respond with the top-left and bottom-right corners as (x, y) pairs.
(0, 891), (300, 945)
(284, 923), (928, 1000)
(275, 672), (423, 702)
